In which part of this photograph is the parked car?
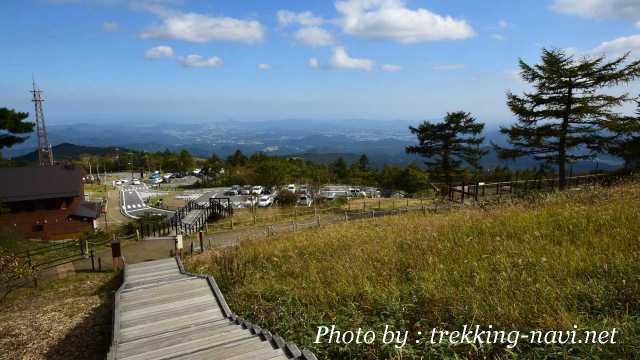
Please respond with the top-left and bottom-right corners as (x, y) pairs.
(240, 187), (251, 195)
(192, 168), (202, 176)
(287, 184), (296, 193)
(223, 190), (238, 196)
(297, 194), (313, 207)
(320, 187), (349, 200)
(114, 180), (122, 186)
(251, 185), (264, 195)
(132, 179), (141, 185)
(242, 196), (258, 208)
(258, 195), (273, 207)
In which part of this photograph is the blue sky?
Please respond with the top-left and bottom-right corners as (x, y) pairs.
(2, 0), (640, 125)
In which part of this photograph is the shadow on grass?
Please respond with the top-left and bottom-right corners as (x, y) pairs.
(44, 271), (122, 360)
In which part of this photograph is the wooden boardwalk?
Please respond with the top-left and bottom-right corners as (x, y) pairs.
(108, 258), (315, 360)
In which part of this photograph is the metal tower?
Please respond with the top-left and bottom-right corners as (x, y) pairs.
(31, 80), (54, 166)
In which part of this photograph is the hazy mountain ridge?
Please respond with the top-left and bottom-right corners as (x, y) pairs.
(4, 120), (622, 171)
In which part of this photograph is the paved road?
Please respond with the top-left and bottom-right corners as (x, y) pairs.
(195, 188), (229, 205)
(121, 189), (175, 219)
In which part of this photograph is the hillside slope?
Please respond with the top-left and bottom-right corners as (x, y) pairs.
(188, 182), (640, 359)
(13, 143), (133, 162)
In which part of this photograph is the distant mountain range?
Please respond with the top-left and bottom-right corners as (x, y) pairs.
(4, 119), (624, 172)
(13, 143), (133, 162)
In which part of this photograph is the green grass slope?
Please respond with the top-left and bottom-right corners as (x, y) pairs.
(188, 182), (640, 359)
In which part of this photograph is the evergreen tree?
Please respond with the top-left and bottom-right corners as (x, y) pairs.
(332, 157), (349, 182)
(177, 150), (194, 172)
(496, 49), (640, 189)
(205, 153), (224, 175)
(0, 108), (34, 151)
(609, 102), (640, 170)
(406, 111), (487, 186)
(358, 154), (369, 171)
(227, 149), (247, 167)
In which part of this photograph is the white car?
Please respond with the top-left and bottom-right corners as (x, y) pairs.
(132, 179), (141, 185)
(297, 195), (313, 207)
(287, 184), (296, 193)
(192, 168), (202, 176)
(243, 196), (258, 208)
(258, 195), (273, 207)
(121, 179), (129, 184)
(252, 186), (264, 195)
(114, 180), (122, 186)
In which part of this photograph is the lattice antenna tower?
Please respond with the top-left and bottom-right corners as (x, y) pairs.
(31, 78), (54, 166)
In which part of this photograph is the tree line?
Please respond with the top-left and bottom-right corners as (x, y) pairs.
(2, 49), (640, 192)
(407, 49), (640, 189)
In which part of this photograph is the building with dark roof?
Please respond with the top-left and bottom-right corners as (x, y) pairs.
(0, 165), (101, 240)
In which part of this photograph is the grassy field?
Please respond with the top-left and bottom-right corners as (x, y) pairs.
(187, 182), (640, 359)
(0, 272), (119, 360)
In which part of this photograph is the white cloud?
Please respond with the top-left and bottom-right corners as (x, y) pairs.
(141, 11), (264, 43)
(491, 34), (506, 41)
(102, 20), (119, 32)
(498, 19), (510, 28)
(277, 10), (324, 26)
(258, 63), (272, 70)
(308, 57), (320, 68)
(432, 63), (465, 71)
(381, 64), (402, 72)
(550, 0), (640, 22)
(335, 0), (475, 43)
(179, 54), (223, 68)
(592, 34), (640, 57)
(294, 26), (334, 47)
(329, 47), (374, 71)
(145, 45), (174, 59)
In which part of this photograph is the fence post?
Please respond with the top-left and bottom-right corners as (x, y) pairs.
(461, 182), (465, 204)
(111, 235), (122, 271)
(474, 182), (479, 201)
(90, 249), (95, 272)
(199, 231), (204, 252)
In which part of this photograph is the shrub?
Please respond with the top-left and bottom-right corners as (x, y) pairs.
(276, 190), (298, 207)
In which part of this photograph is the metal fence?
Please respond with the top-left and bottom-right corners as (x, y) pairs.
(138, 198), (234, 238)
(446, 173), (615, 203)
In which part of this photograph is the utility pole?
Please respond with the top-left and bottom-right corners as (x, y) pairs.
(31, 79), (54, 166)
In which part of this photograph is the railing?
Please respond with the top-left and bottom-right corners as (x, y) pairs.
(10, 236), (113, 287)
(447, 173), (614, 203)
(138, 197), (234, 238)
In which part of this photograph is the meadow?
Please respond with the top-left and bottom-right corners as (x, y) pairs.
(187, 181), (640, 359)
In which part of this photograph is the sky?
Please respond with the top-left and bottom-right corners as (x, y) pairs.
(2, 0), (640, 126)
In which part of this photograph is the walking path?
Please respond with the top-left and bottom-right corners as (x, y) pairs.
(108, 258), (315, 360)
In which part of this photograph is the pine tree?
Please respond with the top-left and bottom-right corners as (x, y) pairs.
(496, 49), (640, 189)
(227, 149), (247, 167)
(406, 111), (487, 186)
(332, 157), (348, 182)
(608, 102), (640, 170)
(358, 154), (369, 171)
(0, 108), (34, 150)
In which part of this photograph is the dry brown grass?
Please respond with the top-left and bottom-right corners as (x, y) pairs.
(0, 272), (119, 360)
(188, 182), (640, 359)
